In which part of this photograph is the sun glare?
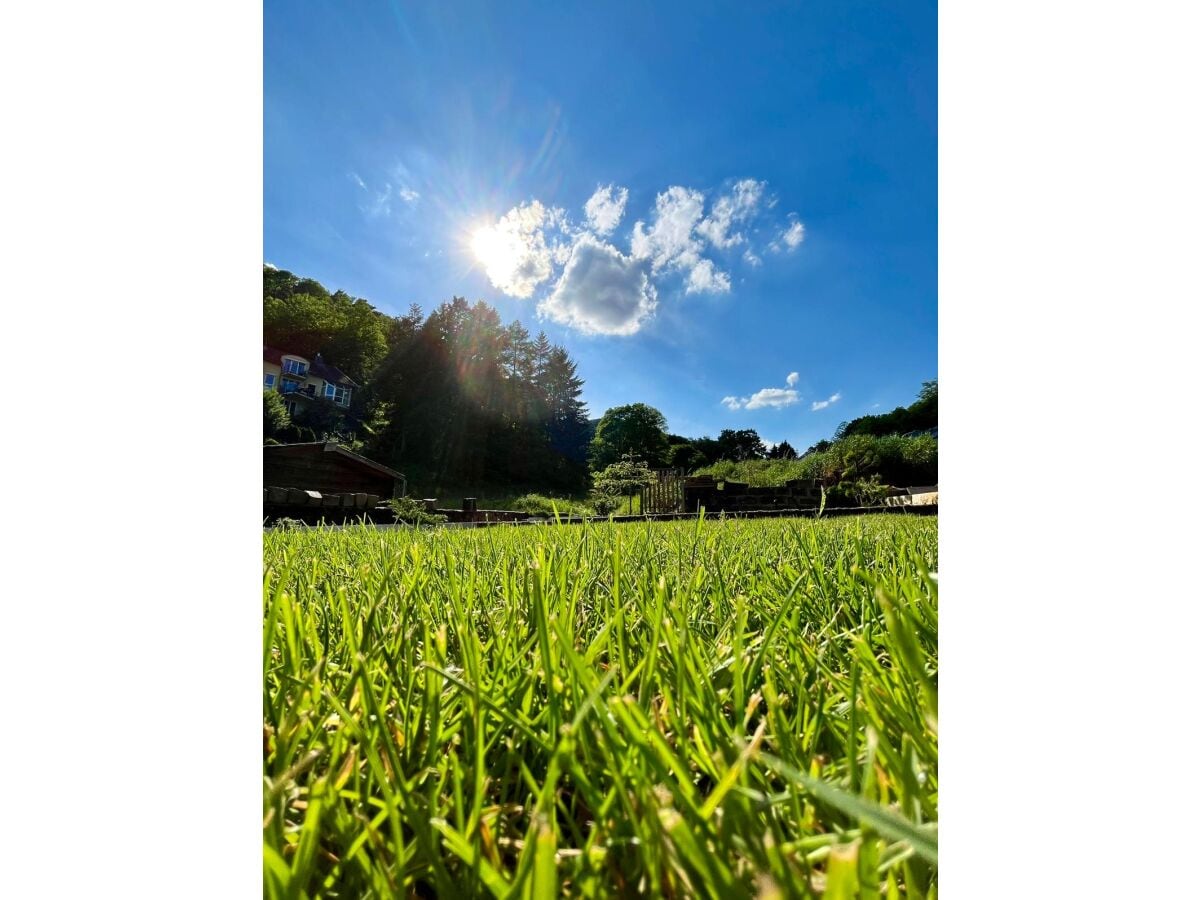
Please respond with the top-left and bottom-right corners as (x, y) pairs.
(470, 223), (519, 285)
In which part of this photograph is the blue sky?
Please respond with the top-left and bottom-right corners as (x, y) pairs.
(265, 0), (936, 450)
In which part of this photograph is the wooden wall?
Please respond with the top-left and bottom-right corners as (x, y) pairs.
(264, 445), (397, 497)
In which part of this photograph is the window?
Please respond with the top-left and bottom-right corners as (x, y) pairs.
(282, 358), (308, 376)
(264, 373), (276, 388)
(324, 383), (351, 406)
(280, 376), (303, 393)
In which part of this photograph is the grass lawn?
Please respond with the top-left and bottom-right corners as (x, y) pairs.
(264, 515), (938, 898)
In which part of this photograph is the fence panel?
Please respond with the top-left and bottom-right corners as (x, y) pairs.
(641, 468), (685, 514)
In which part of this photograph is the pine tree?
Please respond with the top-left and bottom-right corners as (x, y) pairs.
(537, 345), (590, 464)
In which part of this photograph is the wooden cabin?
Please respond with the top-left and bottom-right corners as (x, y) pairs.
(263, 441), (405, 499)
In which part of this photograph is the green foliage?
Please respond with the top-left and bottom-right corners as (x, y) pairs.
(845, 474), (891, 507)
(290, 397), (357, 444)
(716, 428), (766, 462)
(264, 516), (939, 896)
(696, 458), (811, 487)
(263, 267), (392, 385)
(504, 493), (595, 518)
(668, 442), (708, 471)
(696, 433), (937, 494)
(263, 390), (290, 440)
(589, 403), (670, 469)
(767, 439), (797, 460)
(267, 269), (593, 495)
(590, 454), (655, 515)
(369, 297), (590, 493)
(835, 379), (937, 440)
(386, 496), (449, 526)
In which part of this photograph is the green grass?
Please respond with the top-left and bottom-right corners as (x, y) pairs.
(264, 515), (938, 898)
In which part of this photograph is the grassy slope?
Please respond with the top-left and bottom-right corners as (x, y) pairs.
(264, 516), (938, 898)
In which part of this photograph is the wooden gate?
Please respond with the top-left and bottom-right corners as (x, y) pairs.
(641, 468), (685, 514)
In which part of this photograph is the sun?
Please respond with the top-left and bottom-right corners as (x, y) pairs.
(470, 223), (520, 285)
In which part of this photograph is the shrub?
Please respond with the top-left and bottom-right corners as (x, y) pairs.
(387, 497), (448, 526)
(264, 390), (291, 440)
(506, 493), (594, 518)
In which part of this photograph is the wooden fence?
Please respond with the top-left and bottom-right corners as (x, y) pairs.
(641, 469), (686, 514)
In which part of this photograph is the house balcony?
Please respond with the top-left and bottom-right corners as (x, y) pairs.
(280, 382), (317, 397)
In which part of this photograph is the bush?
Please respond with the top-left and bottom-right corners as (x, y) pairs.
(505, 493), (594, 518)
(387, 497), (448, 526)
(264, 390), (291, 440)
(693, 458), (811, 487)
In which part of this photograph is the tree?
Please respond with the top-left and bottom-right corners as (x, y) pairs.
(264, 390), (291, 441)
(591, 454), (655, 515)
(767, 440), (797, 460)
(832, 380), (938, 440)
(589, 403), (670, 469)
(668, 442), (707, 471)
(263, 268), (392, 384)
(265, 267), (597, 494)
(537, 345), (591, 466)
(716, 428), (766, 462)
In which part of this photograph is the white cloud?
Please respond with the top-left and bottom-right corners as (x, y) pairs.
(697, 178), (765, 248)
(722, 370), (803, 411)
(473, 201), (559, 298)
(685, 259), (731, 295)
(630, 186), (706, 274)
(811, 392), (842, 411)
(349, 172), (367, 191)
(264, 261), (278, 270)
(630, 185), (741, 295)
(770, 218), (806, 253)
(398, 187), (420, 204)
(538, 234), (657, 336)
(745, 388), (800, 410)
(584, 184), (629, 236)
(469, 177), (803, 335)
(782, 221), (805, 248)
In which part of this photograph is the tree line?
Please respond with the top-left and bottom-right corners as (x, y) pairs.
(586, 382), (938, 503)
(264, 265), (937, 498)
(587, 378), (936, 474)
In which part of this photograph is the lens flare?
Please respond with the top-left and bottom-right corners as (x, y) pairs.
(470, 223), (521, 287)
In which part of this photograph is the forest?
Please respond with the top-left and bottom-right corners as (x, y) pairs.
(264, 266), (592, 493)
